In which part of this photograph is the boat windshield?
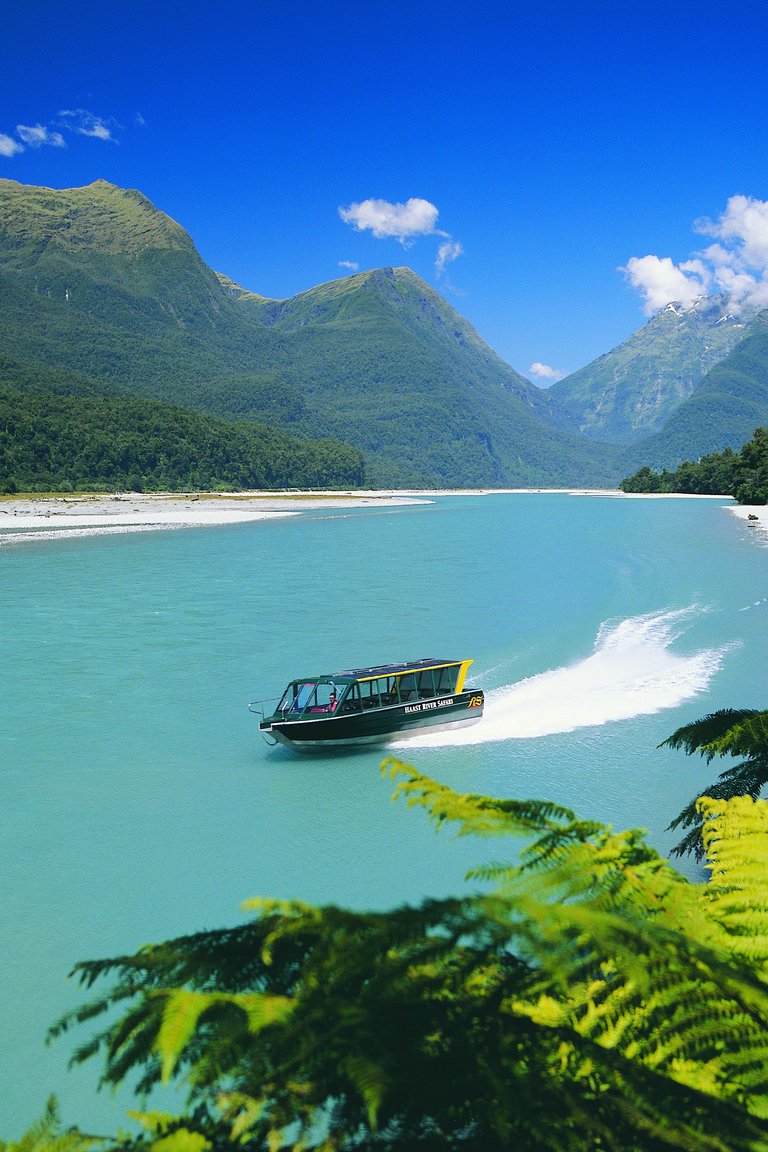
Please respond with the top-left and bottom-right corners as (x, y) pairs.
(277, 679), (342, 715)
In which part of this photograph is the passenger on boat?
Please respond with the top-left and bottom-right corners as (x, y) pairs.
(328, 690), (338, 712)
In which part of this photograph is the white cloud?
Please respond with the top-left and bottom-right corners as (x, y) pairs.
(436, 239), (463, 274)
(529, 362), (565, 381)
(625, 195), (768, 316)
(0, 133), (24, 157)
(623, 254), (709, 314)
(339, 195), (465, 279)
(58, 109), (114, 141)
(338, 260), (359, 271)
(339, 196), (440, 243)
(2, 108), (123, 160)
(697, 195), (768, 268)
(16, 123), (65, 148)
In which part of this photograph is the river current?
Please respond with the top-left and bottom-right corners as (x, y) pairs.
(2, 492), (767, 1134)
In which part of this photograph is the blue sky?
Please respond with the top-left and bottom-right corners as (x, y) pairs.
(4, 0), (768, 380)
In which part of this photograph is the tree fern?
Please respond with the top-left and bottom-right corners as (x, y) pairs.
(662, 709), (768, 859)
(46, 760), (768, 1151)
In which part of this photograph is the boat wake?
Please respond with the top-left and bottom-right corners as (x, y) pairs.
(392, 608), (729, 748)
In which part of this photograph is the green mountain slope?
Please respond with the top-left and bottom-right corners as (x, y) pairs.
(619, 312), (768, 473)
(225, 265), (616, 486)
(0, 178), (622, 488)
(549, 296), (751, 444)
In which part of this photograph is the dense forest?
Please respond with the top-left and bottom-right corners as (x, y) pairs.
(620, 426), (768, 503)
(0, 387), (365, 493)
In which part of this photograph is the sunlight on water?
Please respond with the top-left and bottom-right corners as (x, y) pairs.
(395, 608), (730, 747)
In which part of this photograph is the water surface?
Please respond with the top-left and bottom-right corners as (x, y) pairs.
(2, 493), (767, 1134)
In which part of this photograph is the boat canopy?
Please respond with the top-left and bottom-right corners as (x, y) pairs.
(272, 659), (473, 718)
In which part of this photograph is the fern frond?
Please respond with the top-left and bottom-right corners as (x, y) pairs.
(154, 990), (218, 1083)
(152, 987), (295, 1082)
(338, 1054), (390, 1128)
(700, 795), (768, 970)
(382, 758), (576, 838)
(660, 709), (764, 761)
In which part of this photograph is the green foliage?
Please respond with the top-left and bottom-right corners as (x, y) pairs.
(620, 426), (768, 503)
(662, 709), (768, 859)
(46, 761), (768, 1151)
(0, 1097), (102, 1152)
(0, 387), (364, 492)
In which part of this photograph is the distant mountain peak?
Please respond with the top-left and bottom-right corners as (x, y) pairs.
(660, 293), (755, 327)
(549, 291), (754, 444)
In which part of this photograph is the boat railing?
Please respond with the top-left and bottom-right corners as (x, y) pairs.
(248, 697), (281, 719)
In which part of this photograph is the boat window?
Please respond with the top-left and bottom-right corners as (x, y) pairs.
(313, 682), (339, 711)
(340, 683), (362, 712)
(291, 681), (317, 711)
(397, 672), (417, 702)
(360, 679), (382, 709)
(416, 669), (436, 698)
(277, 684), (296, 712)
(381, 676), (398, 705)
(435, 665), (459, 693)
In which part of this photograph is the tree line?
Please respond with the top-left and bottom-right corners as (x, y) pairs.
(621, 426), (768, 503)
(0, 388), (365, 493)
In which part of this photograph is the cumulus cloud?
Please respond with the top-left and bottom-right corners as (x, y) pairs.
(339, 195), (464, 279)
(338, 260), (359, 271)
(529, 362), (565, 381)
(623, 254), (709, 314)
(58, 109), (115, 141)
(339, 197), (440, 243)
(0, 133), (24, 157)
(624, 195), (768, 315)
(16, 123), (65, 148)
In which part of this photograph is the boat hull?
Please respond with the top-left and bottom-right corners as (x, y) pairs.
(261, 690), (484, 750)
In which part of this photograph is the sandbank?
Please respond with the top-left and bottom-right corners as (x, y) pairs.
(0, 487), (753, 546)
(0, 491), (432, 544)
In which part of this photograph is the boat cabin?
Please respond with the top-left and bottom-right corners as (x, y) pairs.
(273, 658), (473, 718)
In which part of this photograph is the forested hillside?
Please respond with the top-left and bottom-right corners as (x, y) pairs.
(614, 313), (768, 475)
(5, 177), (768, 491)
(0, 178), (622, 489)
(0, 385), (364, 493)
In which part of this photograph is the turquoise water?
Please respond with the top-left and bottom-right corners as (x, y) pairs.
(2, 493), (768, 1135)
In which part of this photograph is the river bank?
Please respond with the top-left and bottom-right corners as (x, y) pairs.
(0, 488), (760, 543)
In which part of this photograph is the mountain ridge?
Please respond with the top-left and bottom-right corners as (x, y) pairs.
(0, 178), (619, 487)
(549, 294), (754, 444)
(4, 177), (768, 489)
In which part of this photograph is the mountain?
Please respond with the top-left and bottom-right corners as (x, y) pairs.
(219, 264), (617, 487)
(549, 296), (752, 444)
(618, 311), (768, 473)
(0, 178), (621, 488)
